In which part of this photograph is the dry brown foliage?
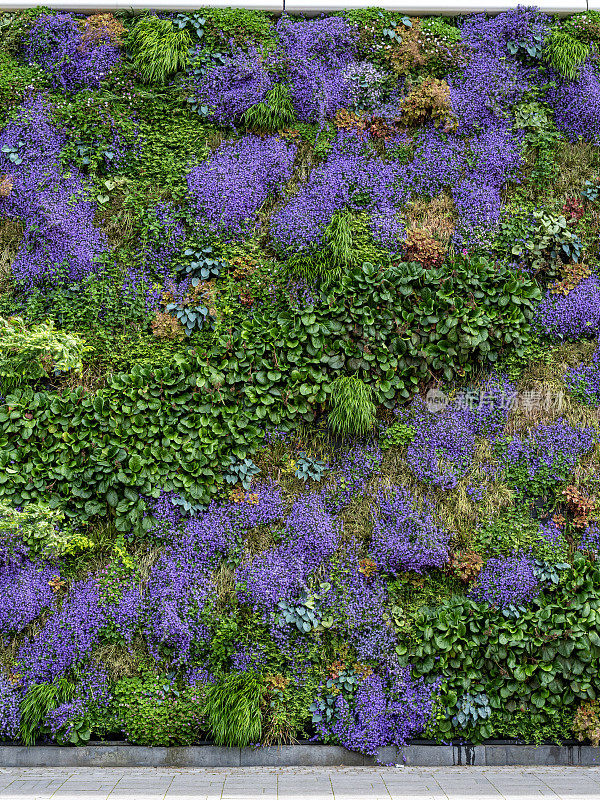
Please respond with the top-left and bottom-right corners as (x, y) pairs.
(406, 193), (456, 247)
(0, 175), (13, 198)
(151, 312), (185, 341)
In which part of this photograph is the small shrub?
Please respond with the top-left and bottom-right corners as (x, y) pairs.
(80, 13), (125, 47)
(0, 317), (85, 392)
(448, 551), (484, 583)
(151, 312), (185, 341)
(380, 420), (415, 450)
(294, 452), (328, 482)
(113, 672), (205, 746)
(403, 229), (445, 268)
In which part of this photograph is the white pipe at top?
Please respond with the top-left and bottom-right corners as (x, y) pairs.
(0, 0), (589, 12)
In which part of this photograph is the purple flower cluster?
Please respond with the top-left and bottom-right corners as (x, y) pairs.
(142, 490), (186, 539)
(450, 8), (549, 132)
(322, 549), (395, 665)
(0, 559), (57, 639)
(0, 674), (21, 740)
(0, 94), (106, 288)
(534, 277), (600, 341)
(236, 492), (339, 608)
(370, 487), (450, 574)
(325, 441), (382, 515)
(499, 418), (596, 486)
(469, 553), (540, 608)
(45, 663), (112, 741)
(270, 123), (521, 255)
(565, 347), (600, 405)
(400, 378), (512, 490)
(187, 135), (296, 240)
(275, 15), (359, 122)
(25, 13), (121, 91)
(186, 47), (274, 126)
(580, 524), (600, 554)
(121, 267), (163, 315)
(143, 202), (186, 276)
(17, 575), (142, 686)
(547, 62), (600, 145)
(146, 484), (284, 661)
(317, 667), (439, 756)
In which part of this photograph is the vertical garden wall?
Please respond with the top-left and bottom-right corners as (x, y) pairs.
(1, 5), (600, 752)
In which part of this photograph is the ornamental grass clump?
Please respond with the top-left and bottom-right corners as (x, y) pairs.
(128, 16), (191, 85)
(203, 672), (263, 747)
(328, 376), (376, 438)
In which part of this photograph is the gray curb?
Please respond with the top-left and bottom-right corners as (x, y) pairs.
(0, 743), (600, 767)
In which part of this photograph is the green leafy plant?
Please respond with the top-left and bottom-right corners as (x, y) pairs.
(582, 179), (600, 201)
(513, 100), (560, 188)
(112, 670), (206, 746)
(20, 678), (74, 745)
(496, 208), (583, 275)
(128, 16), (191, 85)
(165, 302), (213, 336)
(0, 317), (85, 393)
(397, 553), (600, 743)
(454, 692), (491, 729)
(0, 502), (93, 559)
(203, 671), (264, 747)
(241, 82), (296, 132)
(508, 31), (544, 60)
(178, 245), (227, 286)
(294, 452), (328, 482)
(328, 376), (376, 437)
(380, 421), (416, 450)
(276, 583), (333, 632)
(544, 29), (590, 79)
(474, 508), (569, 561)
(225, 456), (260, 490)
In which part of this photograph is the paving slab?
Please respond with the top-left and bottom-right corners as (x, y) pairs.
(2, 767), (600, 800)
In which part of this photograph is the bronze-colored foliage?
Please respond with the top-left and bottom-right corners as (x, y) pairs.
(401, 77), (456, 130)
(574, 700), (600, 746)
(448, 550), (484, 583)
(562, 484), (595, 529)
(80, 13), (125, 48)
(403, 228), (445, 268)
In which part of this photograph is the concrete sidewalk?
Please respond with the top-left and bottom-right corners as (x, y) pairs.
(1, 766), (600, 800)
